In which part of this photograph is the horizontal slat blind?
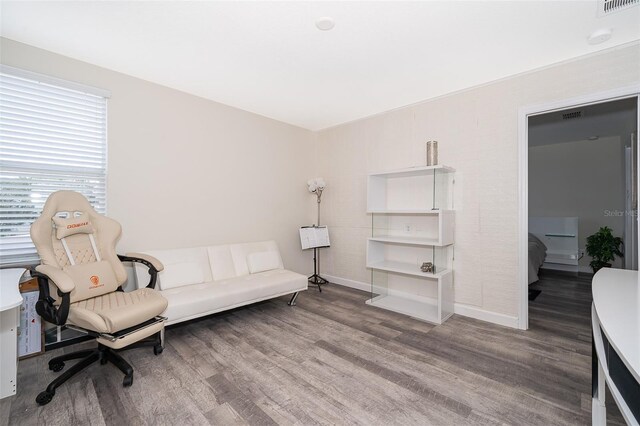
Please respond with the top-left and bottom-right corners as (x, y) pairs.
(0, 70), (107, 266)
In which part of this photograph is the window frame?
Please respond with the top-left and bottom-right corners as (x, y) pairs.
(0, 65), (110, 267)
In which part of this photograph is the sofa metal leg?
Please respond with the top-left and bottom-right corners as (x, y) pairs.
(288, 292), (299, 306)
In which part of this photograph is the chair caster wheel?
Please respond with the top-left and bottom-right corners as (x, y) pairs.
(49, 361), (65, 372)
(153, 344), (163, 355)
(36, 390), (55, 405)
(123, 375), (133, 387)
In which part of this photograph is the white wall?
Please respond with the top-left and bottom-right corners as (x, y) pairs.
(0, 37), (317, 286)
(2, 35), (639, 326)
(316, 42), (640, 322)
(529, 136), (626, 270)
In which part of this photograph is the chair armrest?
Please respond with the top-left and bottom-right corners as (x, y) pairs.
(117, 253), (163, 289)
(30, 266), (72, 325)
(35, 265), (75, 293)
(120, 253), (164, 272)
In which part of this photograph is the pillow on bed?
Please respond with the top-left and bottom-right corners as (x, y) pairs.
(528, 233), (547, 250)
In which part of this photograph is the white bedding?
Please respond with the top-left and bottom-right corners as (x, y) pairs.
(528, 233), (547, 284)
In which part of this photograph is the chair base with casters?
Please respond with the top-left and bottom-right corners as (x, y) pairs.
(31, 251), (167, 406)
(36, 329), (164, 406)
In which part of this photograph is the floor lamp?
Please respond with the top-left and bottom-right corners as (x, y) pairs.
(308, 178), (329, 291)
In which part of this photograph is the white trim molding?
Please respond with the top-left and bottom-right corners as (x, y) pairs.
(323, 274), (370, 292)
(323, 274), (519, 329)
(453, 303), (518, 329)
(517, 83), (640, 331)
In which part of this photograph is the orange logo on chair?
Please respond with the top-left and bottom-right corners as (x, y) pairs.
(67, 222), (89, 229)
(90, 275), (100, 287)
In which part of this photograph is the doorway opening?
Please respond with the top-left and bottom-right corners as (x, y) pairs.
(520, 91), (639, 329)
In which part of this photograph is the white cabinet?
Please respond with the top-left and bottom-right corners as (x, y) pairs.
(365, 165), (455, 324)
(0, 268), (24, 399)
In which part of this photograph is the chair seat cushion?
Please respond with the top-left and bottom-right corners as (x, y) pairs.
(67, 288), (168, 334)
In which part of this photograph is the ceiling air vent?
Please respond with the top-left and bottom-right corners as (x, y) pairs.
(562, 111), (583, 120)
(598, 0), (639, 16)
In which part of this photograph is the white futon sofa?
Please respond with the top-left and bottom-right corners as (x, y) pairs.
(133, 240), (307, 325)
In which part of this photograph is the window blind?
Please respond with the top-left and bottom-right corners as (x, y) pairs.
(0, 68), (108, 266)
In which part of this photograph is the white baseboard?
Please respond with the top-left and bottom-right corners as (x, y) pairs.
(541, 263), (591, 274)
(452, 303), (519, 328)
(324, 274), (370, 292)
(323, 273), (519, 329)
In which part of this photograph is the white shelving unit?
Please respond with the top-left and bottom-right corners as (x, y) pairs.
(365, 164), (455, 325)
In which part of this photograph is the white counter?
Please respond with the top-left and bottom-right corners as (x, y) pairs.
(592, 268), (640, 426)
(592, 268), (640, 382)
(0, 268), (26, 399)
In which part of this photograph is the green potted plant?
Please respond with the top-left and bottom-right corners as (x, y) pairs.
(585, 226), (623, 273)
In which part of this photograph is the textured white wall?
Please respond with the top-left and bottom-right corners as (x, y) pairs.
(529, 136), (626, 270)
(316, 43), (640, 319)
(0, 37), (317, 282)
(2, 35), (639, 322)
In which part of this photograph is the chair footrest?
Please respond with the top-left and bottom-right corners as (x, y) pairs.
(97, 317), (165, 350)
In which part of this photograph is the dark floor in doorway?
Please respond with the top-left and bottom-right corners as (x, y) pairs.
(528, 288), (542, 300)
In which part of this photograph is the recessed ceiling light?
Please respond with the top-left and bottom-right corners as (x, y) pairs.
(588, 28), (612, 45)
(315, 17), (335, 31)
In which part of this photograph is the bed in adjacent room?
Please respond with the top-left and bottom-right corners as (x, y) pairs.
(528, 233), (547, 284)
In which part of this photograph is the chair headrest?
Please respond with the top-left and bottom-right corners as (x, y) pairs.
(52, 214), (95, 240)
(31, 191), (125, 284)
(39, 190), (96, 218)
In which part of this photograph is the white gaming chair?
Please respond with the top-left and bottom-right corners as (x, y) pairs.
(30, 190), (168, 405)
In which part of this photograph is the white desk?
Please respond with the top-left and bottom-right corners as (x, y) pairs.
(592, 268), (640, 425)
(0, 268), (25, 399)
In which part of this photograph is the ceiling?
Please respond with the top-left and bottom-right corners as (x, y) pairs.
(1, 1), (639, 131)
(529, 97), (638, 147)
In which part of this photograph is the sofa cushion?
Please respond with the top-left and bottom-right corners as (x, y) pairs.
(161, 269), (307, 324)
(207, 245), (237, 281)
(133, 247), (212, 290)
(229, 241), (284, 277)
(247, 251), (281, 274)
(159, 261), (204, 290)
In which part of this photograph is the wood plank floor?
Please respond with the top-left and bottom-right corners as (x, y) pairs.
(1, 273), (626, 425)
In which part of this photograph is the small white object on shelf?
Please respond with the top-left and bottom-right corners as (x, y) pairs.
(426, 141), (438, 166)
